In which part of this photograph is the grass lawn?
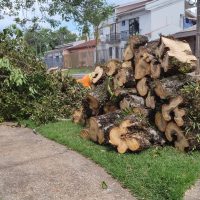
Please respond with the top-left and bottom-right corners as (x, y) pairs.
(26, 120), (200, 200)
(64, 67), (94, 75)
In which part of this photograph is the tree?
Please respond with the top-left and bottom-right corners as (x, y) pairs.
(1, 0), (113, 60)
(49, 0), (113, 62)
(24, 27), (77, 56)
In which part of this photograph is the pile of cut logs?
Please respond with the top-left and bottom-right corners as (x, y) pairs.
(73, 35), (199, 153)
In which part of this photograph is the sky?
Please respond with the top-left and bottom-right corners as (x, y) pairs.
(0, 0), (135, 33)
(0, 0), (197, 34)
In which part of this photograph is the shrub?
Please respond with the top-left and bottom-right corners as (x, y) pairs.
(0, 26), (87, 124)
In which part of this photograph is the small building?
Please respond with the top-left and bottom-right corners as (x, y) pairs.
(44, 41), (85, 69)
(63, 40), (96, 68)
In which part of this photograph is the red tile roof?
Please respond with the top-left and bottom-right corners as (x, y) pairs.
(68, 40), (96, 50)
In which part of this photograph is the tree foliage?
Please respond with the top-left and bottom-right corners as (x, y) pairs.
(0, 0), (113, 32)
(24, 27), (77, 56)
(181, 81), (200, 134)
(0, 26), (87, 124)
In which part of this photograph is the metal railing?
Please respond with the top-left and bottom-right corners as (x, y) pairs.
(106, 33), (121, 43)
(104, 30), (138, 43)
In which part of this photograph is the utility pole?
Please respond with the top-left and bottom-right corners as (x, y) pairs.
(196, 0), (200, 74)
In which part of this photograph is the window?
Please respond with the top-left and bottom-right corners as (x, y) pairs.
(115, 47), (119, 59)
(109, 47), (112, 58)
(129, 17), (139, 35)
(122, 20), (126, 26)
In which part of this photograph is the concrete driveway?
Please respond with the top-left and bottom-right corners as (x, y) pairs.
(0, 124), (135, 200)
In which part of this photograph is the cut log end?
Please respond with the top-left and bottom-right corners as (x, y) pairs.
(135, 48), (151, 80)
(155, 112), (167, 132)
(162, 96), (183, 121)
(154, 80), (167, 99)
(88, 117), (99, 142)
(136, 77), (149, 97)
(174, 107), (186, 127)
(165, 122), (189, 151)
(92, 66), (104, 84)
(72, 108), (85, 124)
(123, 45), (134, 61)
(145, 92), (155, 109)
(80, 129), (90, 140)
(106, 60), (122, 76)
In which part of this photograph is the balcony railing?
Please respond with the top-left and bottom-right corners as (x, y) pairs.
(106, 33), (121, 43)
(104, 30), (138, 43)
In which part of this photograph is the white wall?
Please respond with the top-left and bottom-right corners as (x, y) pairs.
(117, 9), (151, 41)
(139, 11), (151, 38)
(148, 0), (185, 40)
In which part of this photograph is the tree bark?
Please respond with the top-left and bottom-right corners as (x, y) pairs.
(156, 36), (197, 74)
(114, 67), (136, 88)
(88, 110), (124, 144)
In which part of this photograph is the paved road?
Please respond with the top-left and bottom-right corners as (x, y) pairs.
(0, 124), (135, 200)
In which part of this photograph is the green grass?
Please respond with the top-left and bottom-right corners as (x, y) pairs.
(64, 67), (94, 75)
(27, 120), (200, 200)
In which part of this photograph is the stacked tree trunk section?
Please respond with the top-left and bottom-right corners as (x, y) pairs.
(73, 35), (199, 153)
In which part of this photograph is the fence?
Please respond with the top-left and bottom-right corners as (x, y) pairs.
(63, 49), (95, 68)
(96, 48), (125, 64)
(44, 51), (63, 69)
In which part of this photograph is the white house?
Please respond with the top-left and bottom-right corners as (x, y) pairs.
(96, 0), (196, 63)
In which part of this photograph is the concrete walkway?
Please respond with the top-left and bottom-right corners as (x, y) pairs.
(184, 180), (200, 200)
(0, 124), (135, 200)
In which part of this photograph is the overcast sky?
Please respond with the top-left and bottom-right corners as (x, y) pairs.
(0, 0), (136, 32)
(0, 0), (197, 33)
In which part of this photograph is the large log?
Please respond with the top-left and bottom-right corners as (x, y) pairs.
(129, 35), (148, 54)
(122, 61), (132, 68)
(72, 107), (86, 124)
(123, 45), (134, 61)
(114, 88), (137, 97)
(136, 77), (149, 96)
(114, 67), (136, 88)
(156, 36), (197, 74)
(162, 96), (183, 121)
(120, 95), (145, 110)
(88, 110), (124, 144)
(134, 47), (151, 80)
(109, 114), (165, 153)
(165, 122), (189, 151)
(103, 102), (118, 114)
(87, 81), (109, 115)
(106, 59), (122, 76)
(174, 107), (185, 127)
(91, 66), (105, 84)
(150, 60), (161, 79)
(145, 91), (155, 109)
(155, 112), (167, 132)
(153, 76), (187, 99)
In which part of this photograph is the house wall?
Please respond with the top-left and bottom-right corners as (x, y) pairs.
(63, 48), (95, 68)
(44, 50), (63, 69)
(97, 0), (186, 63)
(147, 0), (185, 40)
(117, 10), (151, 37)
